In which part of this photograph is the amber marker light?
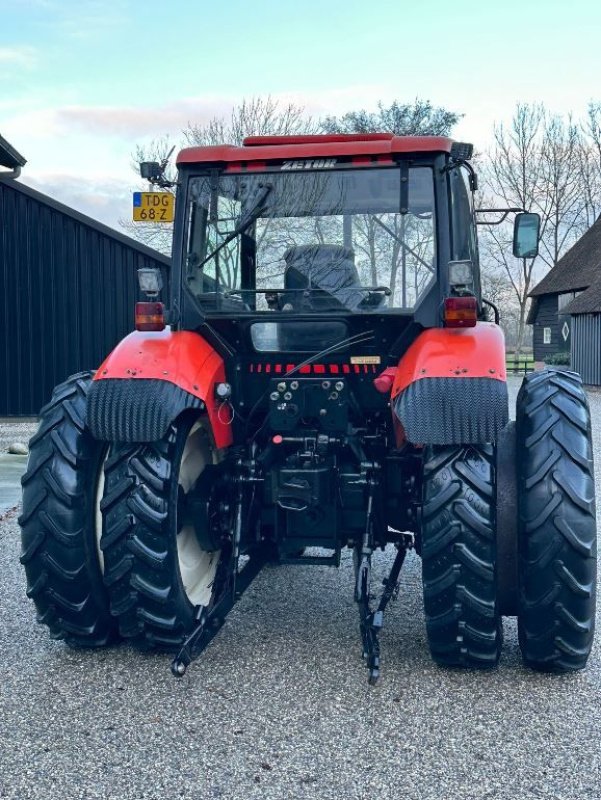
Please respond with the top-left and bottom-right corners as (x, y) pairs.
(135, 301), (165, 331)
(443, 297), (478, 328)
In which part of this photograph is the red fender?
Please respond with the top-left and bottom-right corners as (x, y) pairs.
(391, 322), (507, 400)
(94, 329), (233, 449)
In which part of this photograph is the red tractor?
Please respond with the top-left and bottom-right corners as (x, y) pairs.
(20, 133), (597, 683)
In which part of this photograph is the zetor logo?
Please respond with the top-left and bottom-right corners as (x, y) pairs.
(281, 159), (337, 170)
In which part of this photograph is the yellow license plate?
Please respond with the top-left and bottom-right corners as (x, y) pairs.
(132, 192), (174, 222)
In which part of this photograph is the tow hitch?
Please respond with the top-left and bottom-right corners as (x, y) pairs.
(352, 465), (413, 684)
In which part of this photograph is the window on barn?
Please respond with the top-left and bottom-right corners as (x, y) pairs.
(543, 327), (551, 344)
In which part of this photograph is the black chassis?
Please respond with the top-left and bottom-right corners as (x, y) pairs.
(171, 327), (426, 683)
(166, 315), (430, 682)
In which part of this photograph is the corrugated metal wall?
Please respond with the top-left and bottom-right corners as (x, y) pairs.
(571, 314), (601, 386)
(0, 179), (170, 415)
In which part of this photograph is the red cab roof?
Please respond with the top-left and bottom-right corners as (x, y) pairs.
(176, 134), (453, 166)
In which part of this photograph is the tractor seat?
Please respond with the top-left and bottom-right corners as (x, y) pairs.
(283, 244), (367, 311)
(277, 244), (369, 351)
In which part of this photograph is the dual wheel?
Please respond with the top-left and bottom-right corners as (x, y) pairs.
(21, 369), (597, 673)
(20, 372), (224, 652)
(422, 368), (597, 671)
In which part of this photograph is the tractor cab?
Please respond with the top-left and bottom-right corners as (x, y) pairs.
(166, 135), (491, 447)
(173, 134), (481, 335)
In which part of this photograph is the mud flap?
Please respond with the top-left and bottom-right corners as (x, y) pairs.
(87, 378), (205, 442)
(393, 376), (509, 445)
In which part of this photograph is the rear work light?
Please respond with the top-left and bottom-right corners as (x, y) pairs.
(135, 301), (165, 331)
(443, 296), (478, 328)
(450, 141), (474, 160)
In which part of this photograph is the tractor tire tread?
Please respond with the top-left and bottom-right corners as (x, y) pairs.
(19, 371), (117, 648)
(422, 444), (502, 669)
(517, 368), (596, 672)
(101, 424), (198, 652)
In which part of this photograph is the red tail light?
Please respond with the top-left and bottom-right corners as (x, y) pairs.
(135, 301), (165, 331)
(443, 297), (477, 328)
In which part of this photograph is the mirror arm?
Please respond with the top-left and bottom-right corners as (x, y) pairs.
(475, 207), (526, 226)
(481, 298), (500, 325)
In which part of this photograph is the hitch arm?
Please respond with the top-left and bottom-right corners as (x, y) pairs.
(171, 548), (269, 677)
(354, 522), (411, 686)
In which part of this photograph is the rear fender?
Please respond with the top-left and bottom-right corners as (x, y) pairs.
(391, 323), (509, 445)
(87, 329), (233, 448)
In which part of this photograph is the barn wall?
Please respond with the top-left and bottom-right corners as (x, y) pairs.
(572, 314), (601, 386)
(530, 293), (563, 361)
(0, 179), (170, 415)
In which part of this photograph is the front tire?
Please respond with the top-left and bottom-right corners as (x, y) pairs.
(421, 444), (502, 668)
(19, 372), (117, 647)
(100, 416), (228, 650)
(517, 369), (596, 671)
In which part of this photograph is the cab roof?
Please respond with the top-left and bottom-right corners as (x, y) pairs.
(176, 133), (453, 166)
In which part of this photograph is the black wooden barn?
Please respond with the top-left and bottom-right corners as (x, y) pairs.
(0, 135), (170, 416)
(528, 217), (601, 371)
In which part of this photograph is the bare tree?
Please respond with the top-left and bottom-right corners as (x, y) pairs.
(538, 114), (582, 267)
(119, 136), (177, 255)
(321, 98), (461, 136)
(186, 96), (315, 146)
(480, 264), (522, 348)
(479, 103), (587, 357)
(122, 97), (314, 254)
(322, 97), (458, 307)
(577, 102), (601, 228)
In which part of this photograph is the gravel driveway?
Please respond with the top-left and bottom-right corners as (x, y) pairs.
(1, 376), (600, 800)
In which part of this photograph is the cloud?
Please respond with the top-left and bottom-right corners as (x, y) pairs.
(0, 46), (37, 69)
(4, 87), (397, 155)
(1, 107), (63, 141)
(55, 97), (230, 138)
(51, 87), (392, 141)
(21, 172), (133, 231)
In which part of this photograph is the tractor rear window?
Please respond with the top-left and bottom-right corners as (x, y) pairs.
(184, 166), (435, 314)
(251, 320), (348, 352)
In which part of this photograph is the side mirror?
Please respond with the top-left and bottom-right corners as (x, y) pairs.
(513, 212), (540, 259)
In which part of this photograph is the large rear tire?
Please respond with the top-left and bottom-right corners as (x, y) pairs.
(517, 369), (596, 672)
(421, 444), (503, 668)
(19, 372), (117, 647)
(100, 415), (228, 650)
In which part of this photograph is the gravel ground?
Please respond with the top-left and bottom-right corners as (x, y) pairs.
(1, 376), (601, 800)
(0, 420), (37, 453)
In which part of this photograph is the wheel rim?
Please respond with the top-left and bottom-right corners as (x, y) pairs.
(177, 422), (221, 607)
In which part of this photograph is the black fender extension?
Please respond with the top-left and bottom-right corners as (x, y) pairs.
(87, 378), (205, 442)
(393, 376), (509, 445)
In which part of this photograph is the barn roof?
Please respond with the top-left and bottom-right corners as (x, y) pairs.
(529, 216), (601, 298)
(562, 279), (601, 314)
(1, 177), (170, 265)
(0, 133), (26, 170)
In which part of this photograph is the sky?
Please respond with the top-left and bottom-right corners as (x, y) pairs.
(1, 0), (600, 232)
